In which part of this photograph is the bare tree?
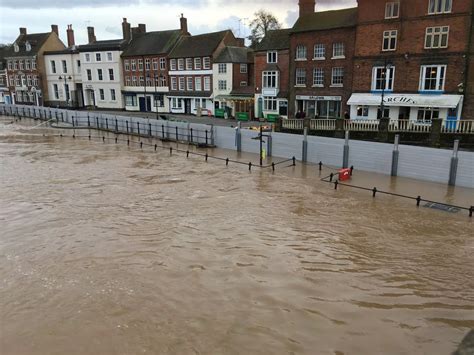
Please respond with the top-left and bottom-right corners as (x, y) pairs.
(248, 10), (282, 47)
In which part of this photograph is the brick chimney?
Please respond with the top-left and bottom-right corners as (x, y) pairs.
(122, 18), (131, 42)
(19, 27), (27, 36)
(67, 24), (75, 47)
(180, 14), (188, 34)
(87, 26), (96, 44)
(138, 24), (146, 33)
(299, 0), (315, 17)
(51, 24), (59, 36)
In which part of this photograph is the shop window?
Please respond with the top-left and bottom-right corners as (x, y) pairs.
(419, 65), (446, 91)
(125, 95), (137, 106)
(313, 68), (324, 87)
(195, 98), (201, 109)
(263, 97), (277, 111)
(372, 66), (395, 91)
(417, 107), (440, 122)
(296, 45), (307, 60)
(357, 105), (370, 118)
(385, 2), (400, 19)
(172, 98), (182, 109)
(383, 30), (397, 51)
(314, 44), (325, 60)
(425, 26), (449, 49)
(377, 107), (390, 119)
(317, 100), (341, 119)
(428, 0), (452, 14)
(267, 51), (277, 63)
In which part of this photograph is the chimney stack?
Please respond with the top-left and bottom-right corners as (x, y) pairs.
(51, 24), (59, 36)
(299, 0), (315, 18)
(19, 27), (27, 36)
(67, 24), (75, 47)
(138, 24), (146, 33)
(180, 14), (188, 34)
(122, 18), (131, 42)
(87, 26), (96, 44)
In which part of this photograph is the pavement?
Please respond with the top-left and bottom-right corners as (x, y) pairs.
(78, 109), (267, 128)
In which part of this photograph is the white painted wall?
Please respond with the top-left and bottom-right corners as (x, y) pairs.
(44, 52), (81, 105)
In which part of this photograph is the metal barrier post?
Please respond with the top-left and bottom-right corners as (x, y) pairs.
(187, 123), (191, 142)
(176, 126), (179, 141)
(106, 118), (109, 130)
(137, 122), (141, 136)
(236, 122), (242, 152)
(149, 123), (152, 137)
(115, 119), (118, 132)
(302, 127), (308, 163)
(343, 130), (350, 169)
(449, 140), (460, 186)
(267, 132), (272, 157)
(391, 134), (400, 177)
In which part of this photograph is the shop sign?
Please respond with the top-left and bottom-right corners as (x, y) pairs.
(296, 95), (341, 101)
(383, 96), (417, 105)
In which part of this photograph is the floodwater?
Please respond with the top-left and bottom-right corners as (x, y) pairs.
(0, 118), (473, 355)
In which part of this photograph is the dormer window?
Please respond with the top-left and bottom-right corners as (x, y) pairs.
(14, 43), (19, 52)
(25, 41), (31, 51)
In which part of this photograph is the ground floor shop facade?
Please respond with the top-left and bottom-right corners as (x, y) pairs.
(123, 90), (169, 114)
(167, 95), (213, 116)
(83, 83), (124, 110)
(255, 93), (288, 120)
(348, 93), (464, 123)
(294, 95), (343, 119)
(214, 95), (254, 120)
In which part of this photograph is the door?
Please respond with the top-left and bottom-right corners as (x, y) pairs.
(185, 99), (191, 114)
(279, 101), (288, 116)
(447, 108), (458, 130)
(399, 107), (411, 121)
(139, 97), (146, 112)
(146, 96), (152, 111)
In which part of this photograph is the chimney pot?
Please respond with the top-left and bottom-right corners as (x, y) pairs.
(67, 24), (75, 47)
(122, 18), (131, 42)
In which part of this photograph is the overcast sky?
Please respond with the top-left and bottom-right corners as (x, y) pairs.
(0, 0), (356, 45)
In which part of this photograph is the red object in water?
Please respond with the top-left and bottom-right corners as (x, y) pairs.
(339, 168), (351, 181)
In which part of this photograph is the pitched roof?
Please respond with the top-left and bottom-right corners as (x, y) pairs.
(214, 46), (252, 63)
(291, 7), (358, 33)
(4, 32), (52, 57)
(122, 29), (182, 57)
(169, 30), (230, 58)
(78, 39), (125, 52)
(44, 47), (80, 55)
(254, 29), (291, 52)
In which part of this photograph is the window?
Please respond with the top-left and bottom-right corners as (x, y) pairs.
(314, 44), (325, 60)
(87, 69), (92, 81)
(295, 68), (306, 86)
(109, 68), (114, 81)
(333, 43), (345, 58)
(125, 95), (137, 106)
(25, 60), (30, 70)
(145, 59), (150, 70)
(425, 26), (449, 49)
(107, 52), (113, 61)
(187, 77), (193, 91)
(96, 53), (101, 62)
(428, 0), (452, 14)
(313, 68), (324, 86)
(383, 30), (398, 51)
(138, 59), (143, 70)
(195, 98), (201, 109)
(194, 58), (201, 70)
(203, 57), (211, 69)
(13, 60), (18, 70)
(62, 60), (67, 73)
(159, 76), (166, 87)
(331, 67), (344, 86)
(131, 60), (137, 71)
(110, 89), (116, 101)
(172, 98), (182, 109)
(99, 88), (105, 101)
(25, 42), (31, 51)
(15, 75), (20, 86)
(296, 45), (307, 60)
(195, 77), (202, 91)
(372, 66), (395, 90)
(267, 51), (277, 63)
(21, 75), (26, 86)
(178, 59), (184, 70)
(171, 77), (177, 90)
(202, 99), (207, 109)
(263, 71), (278, 88)
(218, 63), (226, 74)
(51, 60), (56, 74)
(357, 105), (370, 118)
(186, 58), (193, 70)
(385, 2), (400, 19)
(27, 75), (32, 86)
(77, 60), (81, 70)
(146, 75), (151, 87)
(64, 84), (70, 101)
(218, 80), (227, 90)
(204, 76), (211, 91)
(179, 77), (185, 91)
(125, 60), (130, 71)
(132, 76), (137, 86)
(377, 107), (391, 119)
(170, 59), (176, 70)
(160, 58), (166, 70)
(263, 97), (277, 111)
(7, 61), (12, 70)
(53, 84), (59, 99)
(240, 81), (247, 86)
(125, 76), (131, 86)
(240, 64), (248, 73)
(97, 69), (103, 81)
(153, 59), (158, 70)
(19, 60), (24, 70)
(420, 65), (446, 91)
(139, 76), (144, 86)
(85, 53), (91, 62)
(417, 107), (440, 122)
(33, 75), (39, 86)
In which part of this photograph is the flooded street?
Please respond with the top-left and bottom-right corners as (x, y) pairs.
(0, 118), (473, 355)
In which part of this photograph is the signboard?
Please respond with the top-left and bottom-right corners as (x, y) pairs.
(262, 88), (278, 97)
(296, 95), (342, 101)
(347, 93), (463, 108)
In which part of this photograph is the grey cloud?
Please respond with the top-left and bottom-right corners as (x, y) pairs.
(1, 0), (208, 9)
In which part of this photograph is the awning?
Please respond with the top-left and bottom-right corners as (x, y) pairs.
(347, 93), (463, 108)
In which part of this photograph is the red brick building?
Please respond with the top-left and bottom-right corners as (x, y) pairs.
(349, 0), (471, 123)
(289, 1), (357, 119)
(253, 29), (291, 119)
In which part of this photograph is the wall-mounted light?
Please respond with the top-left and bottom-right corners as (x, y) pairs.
(404, 52), (409, 60)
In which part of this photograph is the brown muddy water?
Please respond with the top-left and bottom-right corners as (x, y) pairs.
(0, 118), (473, 355)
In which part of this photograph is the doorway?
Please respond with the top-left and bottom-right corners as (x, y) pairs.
(185, 99), (191, 114)
(399, 107), (411, 120)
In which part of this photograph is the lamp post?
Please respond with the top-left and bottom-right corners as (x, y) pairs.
(379, 60), (392, 120)
(58, 75), (72, 107)
(154, 73), (158, 120)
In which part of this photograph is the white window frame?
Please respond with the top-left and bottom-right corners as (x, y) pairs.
(97, 69), (103, 81)
(262, 71), (278, 89)
(152, 58), (158, 71)
(383, 30), (398, 51)
(107, 52), (113, 61)
(86, 69), (92, 81)
(332, 43), (345, 59)
(240, 64), (248, 73)
(195, 77), (202, 91)
(187, 77), (193, 91)
(110, 89), (116, 101)
(50, 60), (56, 74)
(204, 76), (211, 91)
(25, 59), (30, 70)
(331, 67), (344, 86)
(186, 58), (193, 70)
(109, 68), (114, 81)
(194, 58), (201, 70)
(159, 58), (166, 70)
(218, 63), (227, 74)
(170, 59), (177, 71)
(296, 45), (307, 60)
(131, 60), (137, 71)
(295, 68), (306, 86)
(171, 77), (177, 90)
(263, 97), (277, 111)
(419, 65), (446, 91)
(425, 26), (449, 49)
(385, 2), (400, 19)
(99, 88), (105, 101)
(96, 53), (102, 62)
(138, 59), (143, 70)
(313, 44), (325, 60)
(267, 51), (277, 63)
(356, 105), (370, 118)
(145, 59), (151, 70)
(417, 107), (440, 123)
(428, 0), (452, 15)
(218, 80), (227, 90)
(372, 66), (395, 91)
(179, 77), (185, 91)
(313, 68), (324, 87)
(124, 60), (130, 71)
(203, 57), (211, 70)
(178, 58), (185, 70)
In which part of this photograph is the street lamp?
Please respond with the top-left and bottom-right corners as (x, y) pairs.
(379, 60), (392, 120)
(58, 75), (72, 107)
(154, 73), (158, 120)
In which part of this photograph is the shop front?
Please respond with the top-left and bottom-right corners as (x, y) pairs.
(168, 95), (213, 116)
(348, 93), (464, 123)
(295, 95), (342, 119)
(214, 95), (254, 120)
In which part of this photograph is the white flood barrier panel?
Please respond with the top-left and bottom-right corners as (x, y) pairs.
(457, 151), (474, 189)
